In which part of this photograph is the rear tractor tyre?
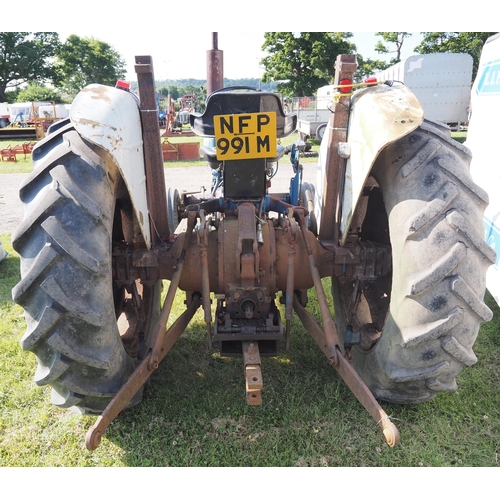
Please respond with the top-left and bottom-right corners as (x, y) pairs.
(332, 120), (496, 404)
(12, 122), (160, 414)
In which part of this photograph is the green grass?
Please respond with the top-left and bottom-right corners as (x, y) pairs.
(2, 127), (498, 469)
(0, 140), (35, 173)
(1, 232), (500, 467)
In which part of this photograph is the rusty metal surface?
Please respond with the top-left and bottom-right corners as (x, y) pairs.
(318, 54), (357, 242)
(197, 210), (213, 346)
(114, 218), (391, 290)
(206, 32), (224, 96)
(85, 294), (201, 451)
(292, 295), (400, 447)
(295, 207), (399, 446)
(147, 212), (196, 369)
(282, 213), (298, 346)
(135, 55), (170, 244)
(243, 341), (263, 405)
(296, 209), (341, 364)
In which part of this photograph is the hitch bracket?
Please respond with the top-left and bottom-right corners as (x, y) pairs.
(243, 341), (263, 405)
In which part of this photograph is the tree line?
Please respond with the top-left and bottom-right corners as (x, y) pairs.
(153, 78), (278, 103)
(0, 33), (125, 103)
(261, 32), (497, 96)
(1, 32), (496, 104)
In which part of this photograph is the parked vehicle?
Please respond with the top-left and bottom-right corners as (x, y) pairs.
(295, 92), (332, 141)
(0, 102), (10, 128)
(374, 53), (473, 130)
(466, 33), (500, 305)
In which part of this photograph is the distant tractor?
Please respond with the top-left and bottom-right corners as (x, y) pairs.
(164, 93), (198, 135)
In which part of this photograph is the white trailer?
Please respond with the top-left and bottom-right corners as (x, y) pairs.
(466, 33), (500, 306)
(294, 92), (333, 141)
(375, 53), (473, 129)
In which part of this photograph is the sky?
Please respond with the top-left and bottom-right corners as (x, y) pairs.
(5, 0), (483, 82)
(55, 31), (426, 82)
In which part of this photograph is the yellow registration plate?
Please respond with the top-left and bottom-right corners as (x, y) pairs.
(213, 112), (277, 161)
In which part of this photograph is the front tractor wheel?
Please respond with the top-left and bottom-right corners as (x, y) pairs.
(12, 122), (160, 414)
(333, 120), (496, 404)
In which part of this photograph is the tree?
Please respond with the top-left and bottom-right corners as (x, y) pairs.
(55, 35), (126, 97)
(260, 32), (355, 97)
(17, 83), (63, 103)
(375, 32), (412, 65)
(158, 84), (180, 100)
(354, 55), (391, 83)
(0, 32), (60, 102)
(415, 32), (497, 80)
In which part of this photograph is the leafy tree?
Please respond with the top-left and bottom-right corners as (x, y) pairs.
(158, 84), (180, 100)
(17, 82), (63, 103)
(354, 55), (390, 82)
(260, 32), (355, 96)
(375, 32), (412, 64)
(415, 32), (497, 80)
(0, 32), (60, 102)
(55, 35), (126, 97)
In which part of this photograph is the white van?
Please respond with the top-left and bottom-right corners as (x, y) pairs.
(467, 33), (500, 305)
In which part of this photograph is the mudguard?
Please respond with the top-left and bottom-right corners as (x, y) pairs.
(70, 84), (152, 248)
(315, 84), (424, 245)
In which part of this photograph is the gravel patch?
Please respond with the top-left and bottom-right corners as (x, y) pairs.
(0, 163), (317, 235)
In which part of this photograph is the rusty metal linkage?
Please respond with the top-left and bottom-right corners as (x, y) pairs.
(85, 211), (198, 451)
(284, 209), (298, 350)
(85, 294), (201, 451)
(292, 295), (400, 447)
(294, 208), (340, 365)
(293, 208), (400, 447)
(197, 210), (213, 348)
(148, 211), (197, 369)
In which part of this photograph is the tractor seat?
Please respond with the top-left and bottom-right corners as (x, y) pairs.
(190, 87), (297, 138)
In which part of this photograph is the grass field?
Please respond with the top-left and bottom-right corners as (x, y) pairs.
(1, 129), (499, 471)
(1, 229), (499, 468)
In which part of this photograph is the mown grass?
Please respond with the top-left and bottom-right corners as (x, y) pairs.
(1, 232), (499, 467)
(1, 127), (498, 470)
(0, 140), (34, 173)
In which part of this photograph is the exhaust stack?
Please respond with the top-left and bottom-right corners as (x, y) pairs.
(206, 32), (224, 95)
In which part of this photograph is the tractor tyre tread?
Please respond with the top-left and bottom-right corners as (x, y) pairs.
(12, 126), (136, 414)
(333, 120), (495, 404)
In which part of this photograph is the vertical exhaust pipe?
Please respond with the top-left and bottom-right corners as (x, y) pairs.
(206, 32), (224, 95)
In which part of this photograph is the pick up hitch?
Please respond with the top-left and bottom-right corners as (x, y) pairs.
(85, 207), (399, 450)
(293, 208), (400, 447)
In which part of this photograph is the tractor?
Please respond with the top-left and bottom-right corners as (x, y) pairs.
(11, 49), (495, 451)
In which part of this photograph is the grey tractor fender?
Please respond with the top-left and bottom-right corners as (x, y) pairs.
(70, 84), (152, 248)
(315, 84), (424, 245)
